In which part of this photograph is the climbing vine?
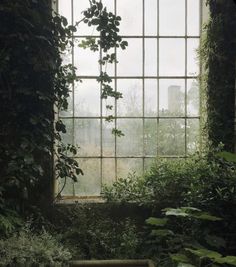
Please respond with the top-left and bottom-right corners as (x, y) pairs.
(200, 0), (236, 151)
(0, 0), (127, 211)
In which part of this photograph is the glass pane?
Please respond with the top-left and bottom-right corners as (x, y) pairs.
(74, 39), (100, 76)
(144, 79), (157, 117)
(61, 45), (72, 65)
(117, 119), (143, 156)
(102, 158), (116, 186)
(58, 0), (72, 25)
(159, 79), (185, 116)
(117, 39), (142, 76)
(145, 0), (157, 35)
(60, 118), (73, 145)
(187, 119), (199, 154)
(144, 119), (157, 156)
(117, 79), (142, 117)
(74, 0), (98, 35)
(159, 119), (185, 156)
(117, 158), (143, 179)
(74, 158), (101, 196)
(187, 0), (200, 36)
(74, 119), (101, 156)
(145, 39), (157, 76)
(74, 79), (100, 117)
(159, 0), (185, 36)
(187, 38), (199, 76)
(117, 0), (142, 36)
(102, 120), (115, 157)
(59, 178), (74, 196)
(102, 0), (114, 12)
(187, 79), (199, 116)
(159, 39), (185, 76)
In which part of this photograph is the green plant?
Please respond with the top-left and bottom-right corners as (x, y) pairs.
(0, 0), (127, 211)
(200, 0), (236, 151)
(0, 207), (23, 237)
(50, 204), (140, 260)
(146, 207), (236, 267)
(103, 149), (236, 255)
(0, 223), (71, 267)
(103, 149), (236, 211)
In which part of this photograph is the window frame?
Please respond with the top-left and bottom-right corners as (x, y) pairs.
(54, 0), (208, 203)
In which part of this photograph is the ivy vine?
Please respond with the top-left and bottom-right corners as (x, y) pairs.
(0, 0), (127, 210)
(200, 0), (236, 151)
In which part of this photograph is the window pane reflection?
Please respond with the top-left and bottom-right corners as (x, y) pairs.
(117, 158), (143, 179)
(74, 79), (100, 117)
(159, 79), (185, 116)
(117, 79), (142, 117)
(187, 0), (200, 36)
(144, 79), (157, 117)
(159, 0), (185, 36)
(159, 39), (185, 76)
(117, 0), (142, 36)
(117, 119), (143, 156)
(74, 119), (101, 156)
(159, 119), (185, 156)
(117, 39), (142, 76)
(187, 79), (199, 116)
(74, 158), (101, 196)
(145, 0), (157, 35)
(187, 38), (199, 76)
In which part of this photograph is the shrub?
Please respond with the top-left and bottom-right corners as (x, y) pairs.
(57, 206), (140, 260)
(102, 150), (236, 213)
(0, 223), (71, 267)
(146, 207), (236, 267)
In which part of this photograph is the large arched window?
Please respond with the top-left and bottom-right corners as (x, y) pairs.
(57, 0), (202, 201)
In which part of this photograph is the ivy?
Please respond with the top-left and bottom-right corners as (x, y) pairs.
(0, 0), (127, 210)
(200, 0), (236, 151)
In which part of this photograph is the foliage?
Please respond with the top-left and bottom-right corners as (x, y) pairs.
(52, 205), (140, 260)
(0, 0), (127, 209)
(103, 149), (236, 211)
(103, 149), (236, 255)
(77, 0), (127, 128)
(0, 207), (23, 237)
(200, 0), (236, 151)
(146, 207), (236, 267)
(0, 223), (71, 267)
(0, 0), (79, 210)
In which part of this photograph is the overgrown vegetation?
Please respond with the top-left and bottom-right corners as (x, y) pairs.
(0, 0), (126, 212)
(0, 223), (71, 267)
(200, 0), (236, 150)
(0, 0), (236, 266)
(101, 149), (236, 266)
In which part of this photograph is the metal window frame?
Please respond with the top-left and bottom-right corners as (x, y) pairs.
(56, 0), (204, 201)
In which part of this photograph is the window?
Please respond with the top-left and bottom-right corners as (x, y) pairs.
(57, 0), (202, 200)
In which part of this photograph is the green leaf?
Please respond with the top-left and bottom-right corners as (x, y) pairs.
(151, 229), (174, 236)
(177, 264), (196, 267)
(164, 208), (190, 217)
(170, 253), (190, 263)
(145, 217), (168, 226)
(217, 151), (236, 163)
(185, 248), (222, 260)
(219, 256), (236, 266)
(194, 213), (222, 221)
